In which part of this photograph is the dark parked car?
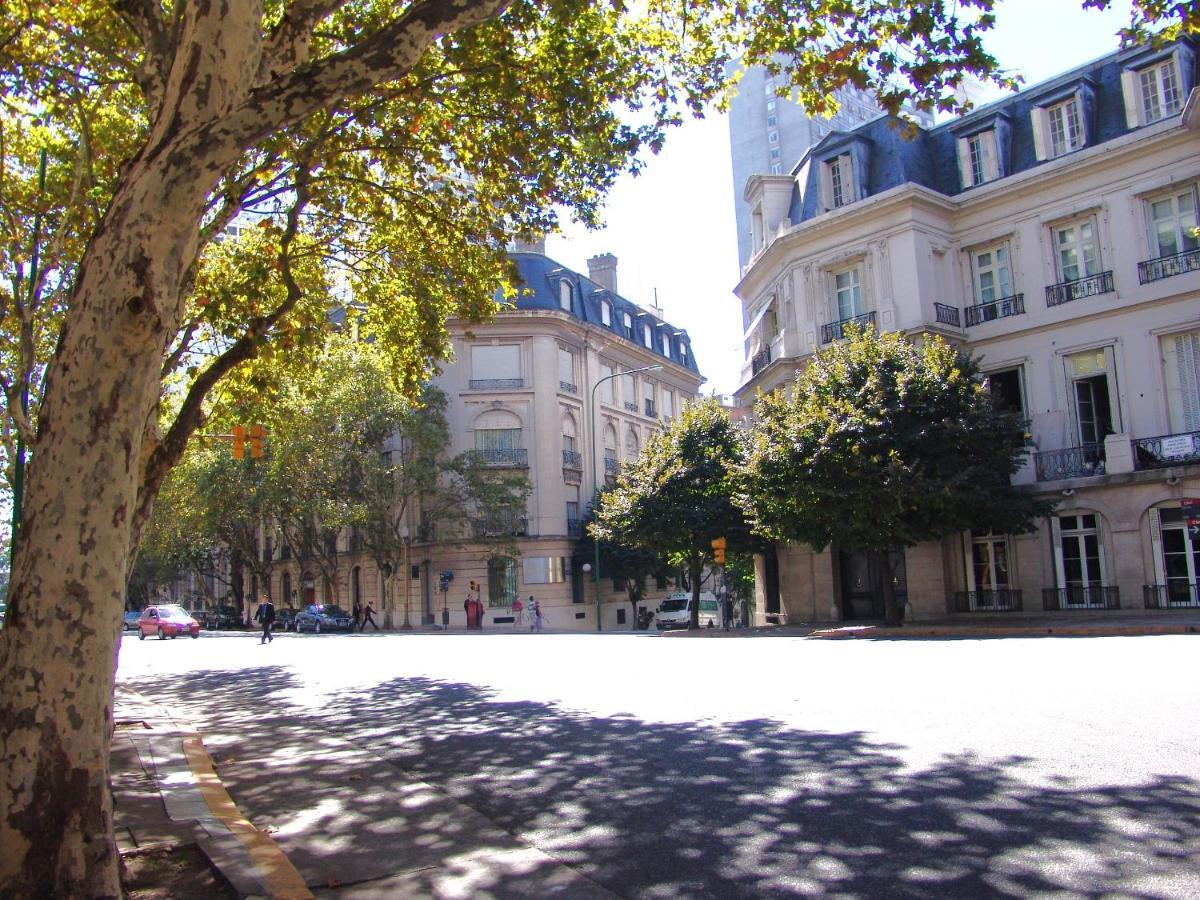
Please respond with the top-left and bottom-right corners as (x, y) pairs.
(274, 607), (299, 632)
(123, 610), (142, 631)
(294, 604), (353, 633)
(204, 605), (242, 630)
(137, 605), (200, 640)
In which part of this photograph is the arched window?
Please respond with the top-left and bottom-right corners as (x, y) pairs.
(487, 556), (518, 608)
(625, 428), (640, 459)
(601, 301), (612, 326)
(562, 412), (578, 458)
(474, 409), (524, 465)
(559, 280), (572, 311)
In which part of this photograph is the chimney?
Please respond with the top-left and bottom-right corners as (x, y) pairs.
(587, 253), (618, 293)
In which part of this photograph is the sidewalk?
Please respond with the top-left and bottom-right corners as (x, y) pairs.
(112, 685), (614, 899)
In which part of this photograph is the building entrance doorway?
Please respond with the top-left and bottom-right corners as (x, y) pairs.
(839, 551), (907, 620)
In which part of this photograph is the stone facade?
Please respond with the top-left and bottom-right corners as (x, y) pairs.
(735, 39), (1200, 623)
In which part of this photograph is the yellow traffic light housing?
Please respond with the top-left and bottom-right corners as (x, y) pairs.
(231, 424), (246, 460)
(249, 423), (266, 458)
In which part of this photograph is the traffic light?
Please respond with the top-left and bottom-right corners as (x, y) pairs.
(249, 423), (266, 458)
(711, 536), (727, 566)
(231, 424), (246, 460)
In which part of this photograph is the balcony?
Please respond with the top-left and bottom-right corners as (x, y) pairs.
(964, 293), (1024, 326)
(1133, 430), (1200, 470)
(469, 378), (523, 391)
(1138, 247), (1200, 284)
(953, 589), (1023, 612)
(934, 303), (960, 327)
(1144, 583), (1200, 609)
(559, 381), (577, 394)
(479, 447), (528, 467)
(751, 346), (772, 376)
(644, 399), (657, 418)
(1034, 443), (1105, 481)
(562, 449), (582, 469)
(624, 401), (639, 413)
(820, 311), (876, 344)
(1045, 270), (1114, 307)
(472, 513), (527, 537)
(1043, 586), (1120, 610)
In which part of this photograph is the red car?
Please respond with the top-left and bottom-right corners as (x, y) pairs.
(138, 605), (201, 640)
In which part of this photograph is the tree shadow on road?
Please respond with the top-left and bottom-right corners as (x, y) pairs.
(137, 667), (1200, 898)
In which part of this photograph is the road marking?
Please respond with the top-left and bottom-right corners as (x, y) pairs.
(181, 732), (314, 900)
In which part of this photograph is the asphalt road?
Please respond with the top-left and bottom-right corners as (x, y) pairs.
(117, 629), (1200, 898)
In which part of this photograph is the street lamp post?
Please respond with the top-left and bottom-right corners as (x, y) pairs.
(589, 363), (661, 632)
(400, 524), (412, 630)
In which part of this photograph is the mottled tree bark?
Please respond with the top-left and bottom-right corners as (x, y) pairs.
(0, 1), (508, 894)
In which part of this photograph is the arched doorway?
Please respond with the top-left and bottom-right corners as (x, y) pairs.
(302, 573), (315, 606)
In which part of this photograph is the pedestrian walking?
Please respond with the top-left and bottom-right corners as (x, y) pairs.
(532, 600), (544, 632)
(511, 595), (525, 629)
(361, 601), (379, 631)
(254, 594), (276, 644)
(352, 600), (363, 631)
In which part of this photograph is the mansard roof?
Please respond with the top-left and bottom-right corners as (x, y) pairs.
(503, 251), (700, 375)
(787, 36), (1196, 223)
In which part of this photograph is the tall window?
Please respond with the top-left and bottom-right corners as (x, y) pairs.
(986, 367), (1027, 419)
(969, 532), (1012, 606)
(623, 311), (633, 333)
(661, 333), (671, 356)
(643, 322), (653, 347)
(661, 390), (674, 421)
(487, 557), (518, 608)
(621, 372), (637, 406)
(971, 244), (1012, 304)
(559, 280), (572, 311)
(558, 346), (576, 390)
(1139, 58), (1182, 123)
(565, 500), (579, 526)
(1047, 97), (1084, 157)
(601, 301), (612, 326)
(1147, 185), (1199, 258)
(625, 429), (639, 458)
(829, 157), (847, 208)
(599, 362), (615, 404)
(1053, 514), (1107, 605)
(833, 266), (862, 320)
(960, 130), (998, 187)
(1053, 219), (1100, 282)
(471, 345), (521, 383)
(679, 343), (688, 366)
(1161, 330), (1200, 433)
(1066, 349), (1116, 447)
(1151, 507), (1200, 606)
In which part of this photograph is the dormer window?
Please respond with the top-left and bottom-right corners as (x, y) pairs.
(559, 281), (572, 311)
(959, 130), (999, 187)
(822, 154), (853, 210)
(623, 311), (632, 333)
(661, 333), (670, 356)
(1121, 46), (1193, 128)
(600, 301), (611, 326)
(1048, 97), (1083, 157)
(643, 322), (653, 348)
(679, 343), (688, 365)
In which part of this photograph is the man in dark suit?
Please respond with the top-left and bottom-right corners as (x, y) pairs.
(254, 594), (276, 644)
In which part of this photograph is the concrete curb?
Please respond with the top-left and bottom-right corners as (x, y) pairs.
(809, 622), (1200, 639)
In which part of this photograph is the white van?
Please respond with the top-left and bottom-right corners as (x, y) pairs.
(655, 591), (720, 630)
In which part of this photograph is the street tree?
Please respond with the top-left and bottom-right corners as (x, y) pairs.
(2, 2), (1192, 894)
(574, 503), (669, 629)
(740, 326), (1054, 627)
(592, 399), (755, 630)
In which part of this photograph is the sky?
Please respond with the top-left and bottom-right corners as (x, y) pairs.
(545, 0), (1140, 399)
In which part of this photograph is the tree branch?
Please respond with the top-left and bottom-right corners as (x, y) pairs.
(257, 0), (350, 84)
(110, 0), (174, 112)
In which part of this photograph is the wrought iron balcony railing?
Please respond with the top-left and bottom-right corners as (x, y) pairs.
(469, 378), (524, 391)
(472, 514), (527, 537)
(1045, 270), (1114, 307)
(566, 518), (583, 538)
(820, 311), (876, 344)
(1144, 583), (1200, 609)
(479, 447), (528, 467)
(604, 457), (620, 474)
(953, 589), (1023, 612)
(964, 293), (1024, 326)
(1132, 430), (1200, 470)
(624, 401), (639, 413)
(1042, 585), (1120, 610)
(562, 449), (582, 469)
(1034, 443), (1105, 481)
(559, 381), (577, 393)
(934, 303), (960, 327)
(751, 346), (772, 376)
(1138, 247), (1200, 284)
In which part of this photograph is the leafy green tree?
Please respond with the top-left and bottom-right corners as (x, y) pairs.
(592, 399), (755, 630)
(575, 503), (669, 629)
(740, 326), (1054, 627)
(2, 2), (1192, 893)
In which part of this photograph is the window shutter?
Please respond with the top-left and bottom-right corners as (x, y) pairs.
(1050, 517), (1066, 589)
(963, 532), (977, 593)
(956, 138), (972, 189)
(1148, 507), (1166, 588)
(841, 154), (856, 202)
(1031, 106), (1049, 161)
(1120, 68), (1141, 128)
(819, 161), (834, 211)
